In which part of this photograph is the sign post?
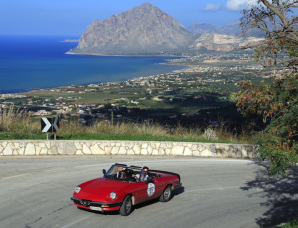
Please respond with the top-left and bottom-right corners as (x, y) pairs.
(41, 116), (60, 140)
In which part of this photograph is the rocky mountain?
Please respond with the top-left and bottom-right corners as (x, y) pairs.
(68, 3), (264, 55)
(190, 33), (263, 51)
(68, 3), (197, 55)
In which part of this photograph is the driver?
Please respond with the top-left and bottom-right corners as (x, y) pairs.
(125, 169), (138, 182)
(141, 166), (150, 181)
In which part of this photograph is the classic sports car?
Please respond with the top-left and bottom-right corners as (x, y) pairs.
(71, 163), (182, 216)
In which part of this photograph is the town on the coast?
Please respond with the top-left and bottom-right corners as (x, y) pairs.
(0, 50), (275, 128)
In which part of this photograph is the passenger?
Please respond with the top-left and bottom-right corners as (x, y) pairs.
(130, 172), (138, 182)
(126, 170), (137, 182)
(135, 173), (140, 182)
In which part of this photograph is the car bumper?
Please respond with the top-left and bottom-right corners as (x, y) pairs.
(71, 196), (122, 211)
(173, 183), (182, 191)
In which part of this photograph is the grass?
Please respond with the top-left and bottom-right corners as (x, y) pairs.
(281, 219), (298, 228)
(0, 106), (40, 135)
(53, 133), (243, 143)
(0, 107), (254, 143)
(0, 132), (247, 143)
(0, 133), (44, 140)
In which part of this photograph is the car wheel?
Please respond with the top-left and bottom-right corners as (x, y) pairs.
(160, 185), (172, 202)
(119, 195), (133, 216)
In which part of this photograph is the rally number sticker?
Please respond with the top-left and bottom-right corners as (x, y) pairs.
(147, 183), (155, 197)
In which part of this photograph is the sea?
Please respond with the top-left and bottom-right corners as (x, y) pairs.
(0, 35), (186, 94)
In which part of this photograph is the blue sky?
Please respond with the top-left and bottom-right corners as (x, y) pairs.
(0, 0), (256, 36)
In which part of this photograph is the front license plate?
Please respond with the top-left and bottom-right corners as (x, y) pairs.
(90, 206), (102, 211)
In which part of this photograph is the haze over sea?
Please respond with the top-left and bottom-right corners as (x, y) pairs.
(0, 35), (185, 94)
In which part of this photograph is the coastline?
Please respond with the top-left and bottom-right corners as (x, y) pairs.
(65, 51), (186, 58)
(0, 35), (191, 96)
(0, 57), (190, 95)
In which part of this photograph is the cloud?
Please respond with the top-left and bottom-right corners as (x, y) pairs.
(204, 3), (221, 11)
(225, 0), (257, 11)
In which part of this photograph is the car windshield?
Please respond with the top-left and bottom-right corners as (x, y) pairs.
(105, 164), (126, 178)
(103, 164), (143, 182)
(103, 164), (160, 182)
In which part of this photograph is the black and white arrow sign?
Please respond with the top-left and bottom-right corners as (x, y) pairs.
(41, 118), (52, 132)
(53, 116), (59, 132)
(41, 116), (60, 133)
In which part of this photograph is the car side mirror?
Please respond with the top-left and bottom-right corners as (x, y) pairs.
(145, 176), (153, 184)
(102, 169), (106, 175)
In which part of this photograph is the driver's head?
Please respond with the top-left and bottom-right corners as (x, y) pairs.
(143, 166), (149, 173)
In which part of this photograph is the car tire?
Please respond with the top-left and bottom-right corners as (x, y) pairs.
(119, 195), (133, 216)
(159, 185), (172, 202)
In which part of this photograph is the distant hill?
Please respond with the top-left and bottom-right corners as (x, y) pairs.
(68, 3), (197, 55)
(188, 21), (242, 35)
(190, 33), (263, 51)
(188, 20), (264, 37)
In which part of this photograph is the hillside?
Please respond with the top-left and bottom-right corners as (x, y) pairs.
(190, 33), (263, 51)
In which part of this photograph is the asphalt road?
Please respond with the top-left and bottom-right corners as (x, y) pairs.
(0, 156), (297, 228)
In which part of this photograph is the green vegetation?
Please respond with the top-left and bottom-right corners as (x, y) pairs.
(0, 107), (252, 144)
(281, 219), (298, 228)
(234, 75), (297, 175)
(235, 0), (298, 175)
(1, 51), (272, 145)
(0, 106), (40, 135)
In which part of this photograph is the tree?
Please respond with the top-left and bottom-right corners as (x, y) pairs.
(241, 0), (298, 74)
(234, 0), (298, 175)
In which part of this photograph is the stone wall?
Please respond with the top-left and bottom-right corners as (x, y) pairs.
(0, 140), (256, 158)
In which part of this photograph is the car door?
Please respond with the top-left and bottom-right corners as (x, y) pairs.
(151, 176), (164, 196)
(132, 177), (164, 204)
(131, 181), (150, 204)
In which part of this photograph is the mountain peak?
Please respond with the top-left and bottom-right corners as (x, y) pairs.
(139, 2), (156, 8)
(69, 3), (196, 55)
(134, 2), (163, 11)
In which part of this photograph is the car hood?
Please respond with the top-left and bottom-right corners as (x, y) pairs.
(75, 178), (130, 202)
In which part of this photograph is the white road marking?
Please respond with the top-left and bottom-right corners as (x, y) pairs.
(0, 158), (260, 181)
(1, 173), (30, 180)
(185, 186), (241, 192)
(75, 162), (114, 169)
(125, 159), (256, 164)
(61, 214), (93, 228)
(44, 168), (66, 172)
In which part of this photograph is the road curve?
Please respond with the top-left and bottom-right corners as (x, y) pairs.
(0, 156), (297, 228)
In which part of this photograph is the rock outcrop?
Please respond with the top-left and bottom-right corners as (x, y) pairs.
(190, 33), (263, 51)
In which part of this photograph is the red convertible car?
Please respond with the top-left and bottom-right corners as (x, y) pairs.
(71, 163), (182, 216)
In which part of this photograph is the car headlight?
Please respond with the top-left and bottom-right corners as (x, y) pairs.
(74, 186), (81, 193)
(110, 192), (117, 200)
